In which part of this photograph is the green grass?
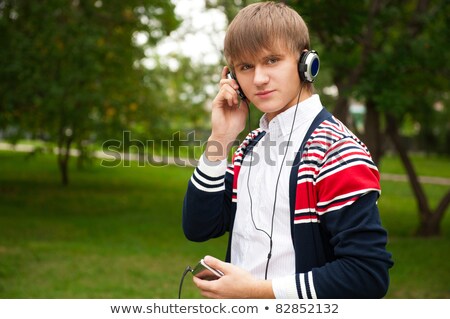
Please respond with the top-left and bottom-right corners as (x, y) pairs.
(0, 151), (224, 298)
(378, 154), (450, 297)
(0, 151), (449, 298)
(378, 180), (450, 298)
(379, 153), (450, 178)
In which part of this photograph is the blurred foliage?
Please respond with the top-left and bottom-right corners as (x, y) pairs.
(0, 0), (180, 140)
(205, 0), (257, 23)
(0, 0), (182, 183)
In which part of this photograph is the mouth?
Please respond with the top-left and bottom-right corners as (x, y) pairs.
(255, 90), (275, 98)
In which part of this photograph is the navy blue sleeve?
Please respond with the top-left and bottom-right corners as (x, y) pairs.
(312, 191), (394, 298)
(182, 165), (234, 242)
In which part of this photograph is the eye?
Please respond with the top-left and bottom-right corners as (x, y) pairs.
(240, 64), (253, 71)
(267, 57), (279, 64)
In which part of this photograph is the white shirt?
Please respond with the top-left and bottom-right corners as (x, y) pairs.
(197, 94), (323, 298)
(231, 94), (323, 283)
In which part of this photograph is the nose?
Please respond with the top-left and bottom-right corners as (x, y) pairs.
(253, 66), (269, 86)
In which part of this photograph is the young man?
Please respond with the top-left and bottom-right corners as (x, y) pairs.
(182, 1), (393, 299)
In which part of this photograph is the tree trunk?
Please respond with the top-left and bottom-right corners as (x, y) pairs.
(385, 114), (448, 237)
(333, 94), (350, 127)
(76, 141), (89, 170)
(416, 190), (450, 236)
(57, 135), (73, 186)
(416, 214), (442, 237)
(363, 99), (383, 166)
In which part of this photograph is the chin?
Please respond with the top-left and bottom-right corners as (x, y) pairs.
(253, 101), (278, 112)
(255, 103), (287, 115)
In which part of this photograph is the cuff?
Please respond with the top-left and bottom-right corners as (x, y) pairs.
(197, 153), (228, 177)
(189, 153), (227, 192)
(272, 275), (300, 299)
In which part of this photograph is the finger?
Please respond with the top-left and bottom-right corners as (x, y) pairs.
(204, 255), (229, 274)
(220, 87), (238, 107)
(193, 276), (222, 299)
(192, 275), (204, 288)
(219, 78), (239, 91)
(221, 66), (229, 79)
(228, 92), (239, 107)
(193, 275), (217, 292)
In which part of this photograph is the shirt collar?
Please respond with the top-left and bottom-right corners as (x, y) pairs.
(259, 94), (323, 138)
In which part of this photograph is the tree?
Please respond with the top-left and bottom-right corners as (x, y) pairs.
(205, 0), (255, 23)
(363, 1), (450, 236)
(0, 0), (180, 185)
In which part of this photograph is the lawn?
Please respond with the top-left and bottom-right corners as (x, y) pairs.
(0, 151), (449, 298)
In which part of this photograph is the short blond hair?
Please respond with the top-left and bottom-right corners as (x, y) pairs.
(224, 2), (310, 69)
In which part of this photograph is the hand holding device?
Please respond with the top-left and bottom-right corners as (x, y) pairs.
(206, 66), (249, 161)
(190, 256), (275, 298)
(192, 258), (224, 281)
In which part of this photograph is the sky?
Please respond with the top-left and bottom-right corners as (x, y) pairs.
(143, 0), (227, 69)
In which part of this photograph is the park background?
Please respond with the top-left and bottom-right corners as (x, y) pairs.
(0, 0), (449, 298)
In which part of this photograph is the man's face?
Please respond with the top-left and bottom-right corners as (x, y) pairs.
(233, 44), (301, 121)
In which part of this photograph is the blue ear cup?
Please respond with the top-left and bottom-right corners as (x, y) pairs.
(298, 50), (320, 83)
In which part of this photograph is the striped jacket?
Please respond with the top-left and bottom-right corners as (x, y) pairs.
(183, 108), (393, 298)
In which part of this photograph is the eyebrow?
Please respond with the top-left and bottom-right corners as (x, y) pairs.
(235, 53), (285, 67)
(262, 53), (284, 60)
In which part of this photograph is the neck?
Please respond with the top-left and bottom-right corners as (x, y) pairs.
(266, 88), (312, 123)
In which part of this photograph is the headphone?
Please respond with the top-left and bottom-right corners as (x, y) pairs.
(298, 50), (320, 83)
